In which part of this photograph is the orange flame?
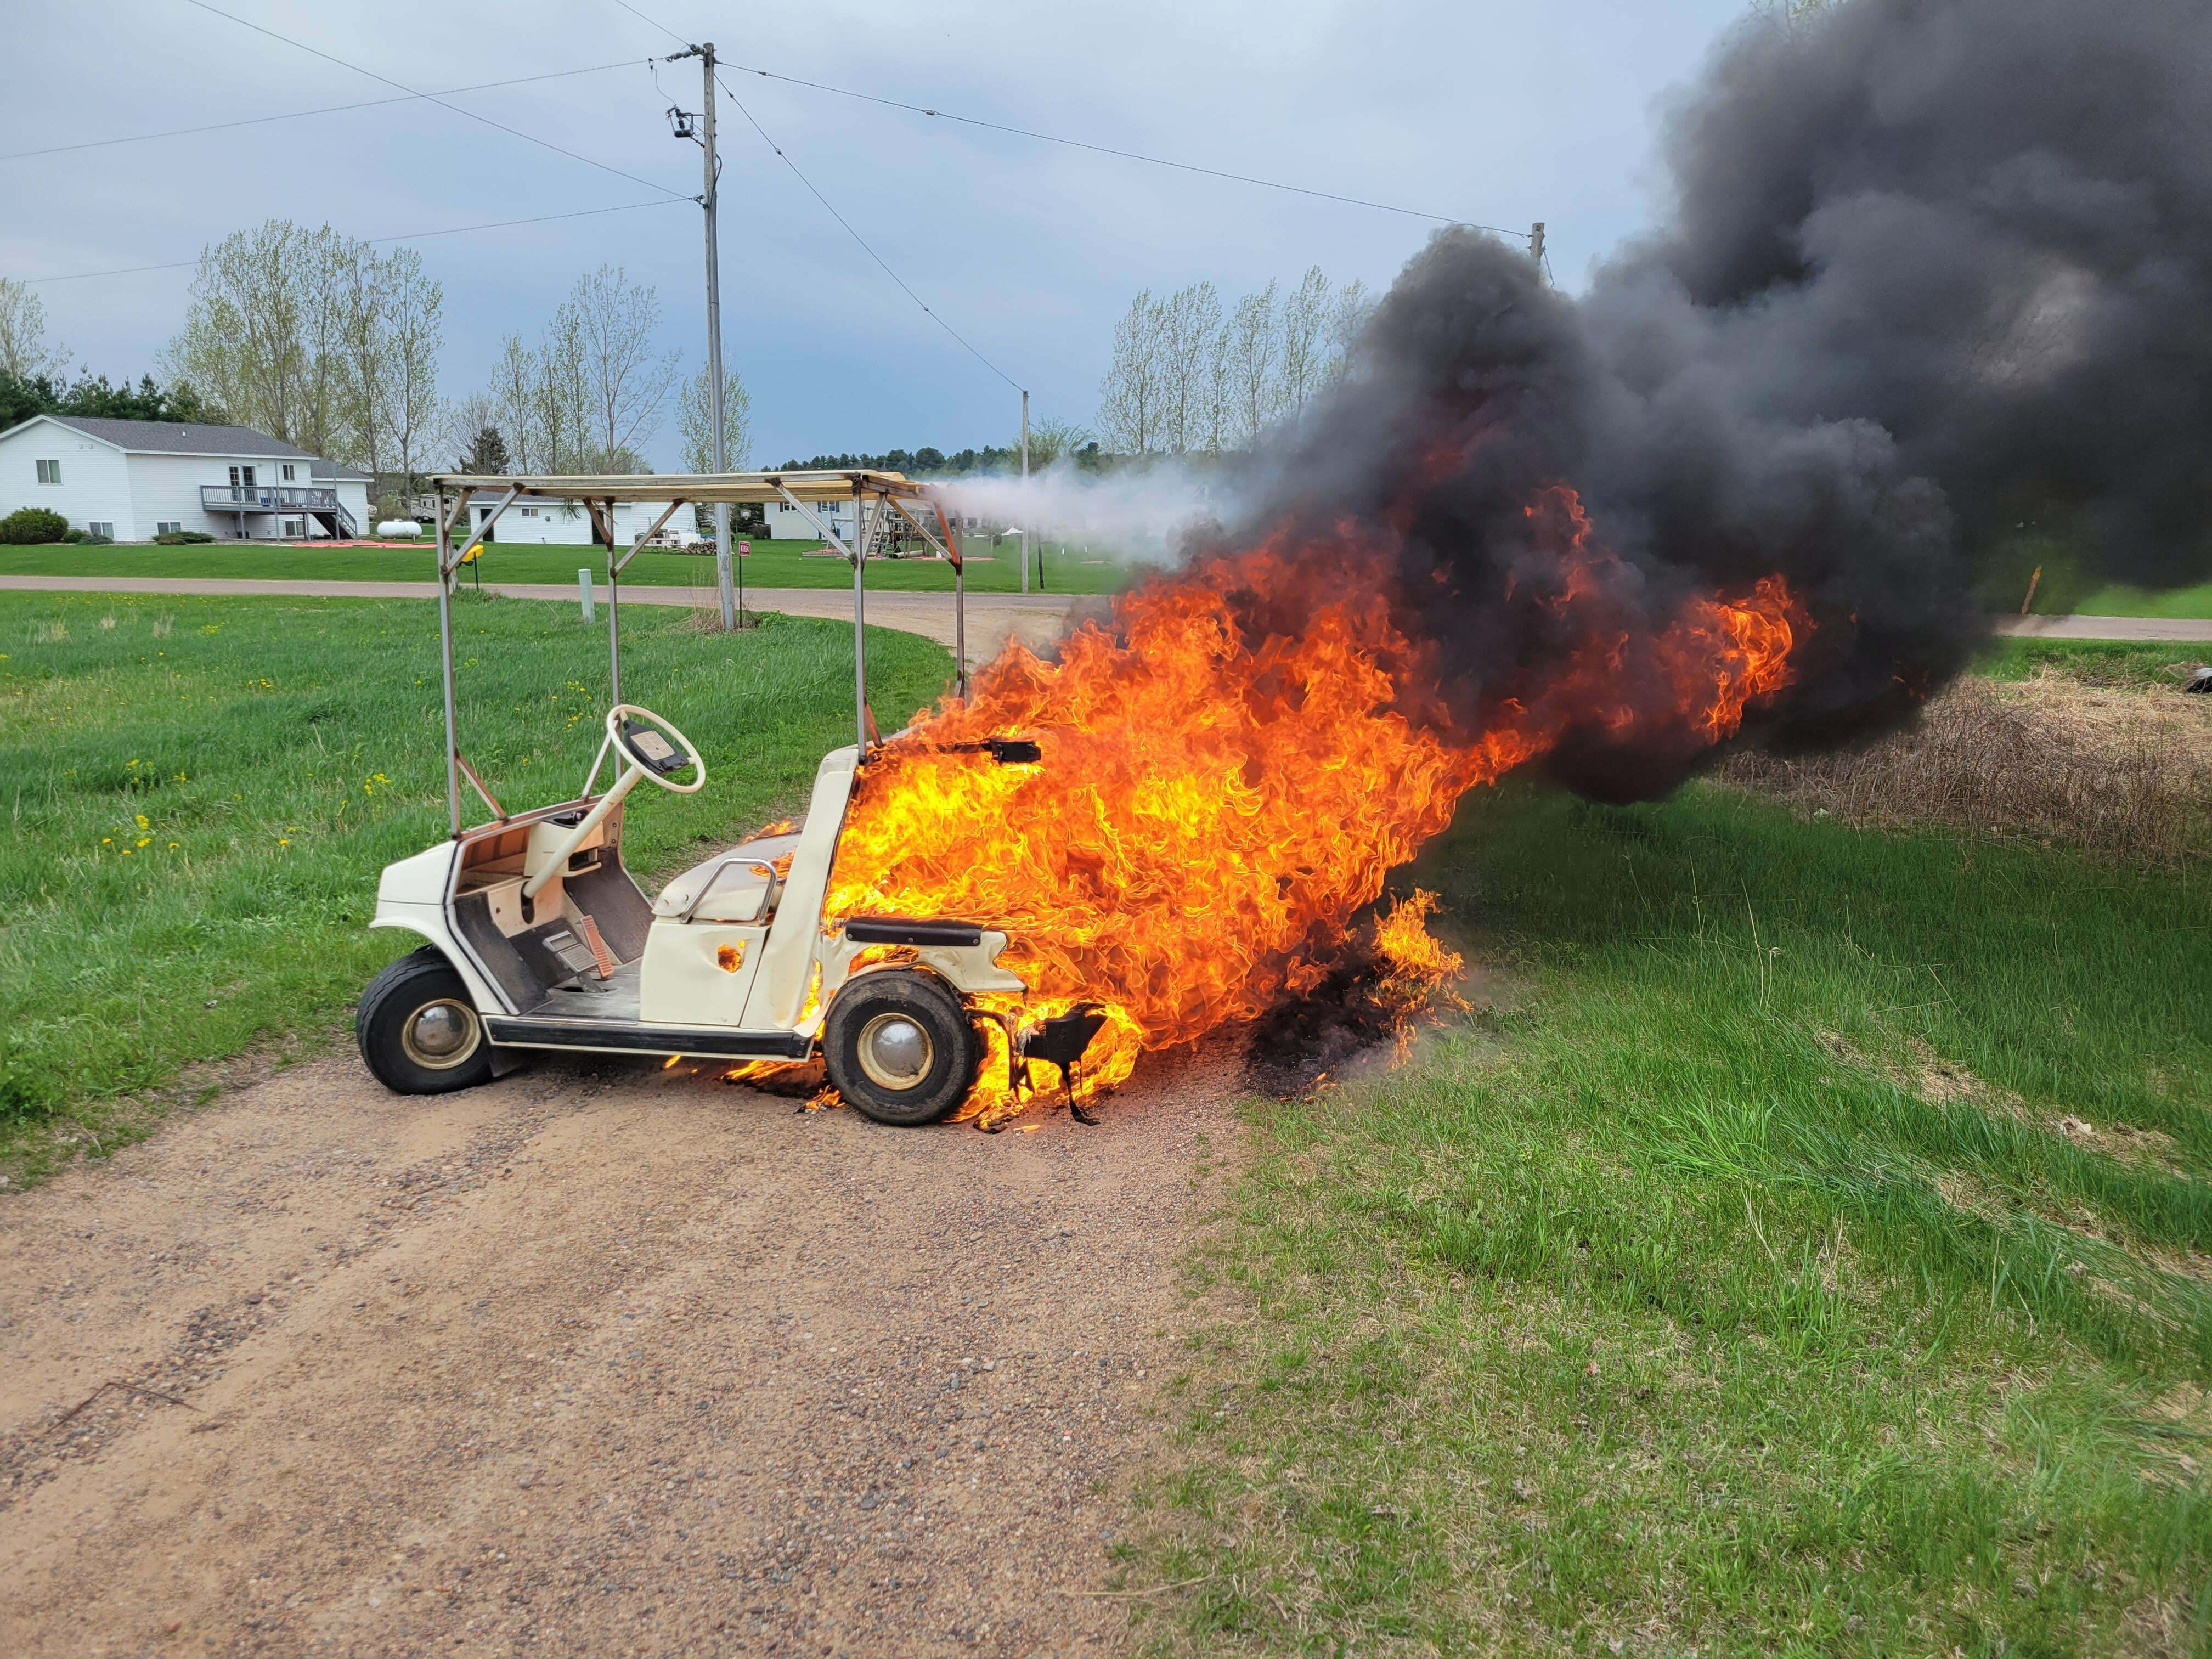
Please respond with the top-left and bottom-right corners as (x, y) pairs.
(812, 498), (1804, 1125)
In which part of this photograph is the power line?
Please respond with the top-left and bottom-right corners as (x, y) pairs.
(717, 58), (1528, 239)
(21, 199), (688, 285)
(179, 0), (689, 202)
(606, 0), (1024, 390)
(0, 61), (644, 164)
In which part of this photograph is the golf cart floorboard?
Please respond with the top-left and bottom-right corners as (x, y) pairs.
(522, 961), (645, 1024)
(487, 963), (812, 1059)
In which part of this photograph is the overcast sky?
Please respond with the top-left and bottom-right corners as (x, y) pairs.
(3, 0), (1748, 467)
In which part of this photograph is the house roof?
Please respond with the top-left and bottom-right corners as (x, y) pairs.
(312, 459), (372, 481)
(29, 413), (320, 460)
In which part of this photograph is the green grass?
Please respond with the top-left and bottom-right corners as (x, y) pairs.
(0, 590), (953, 1180)
(2068, 581), (2212, 621)
(1132, 782), (2212, 1656)
(0, 536), (1132, 594)
(1979, 636), (2209, 688)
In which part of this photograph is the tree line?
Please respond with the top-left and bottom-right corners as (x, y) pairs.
(1095, 267), (1372, 455)
(3, 223), (746, 512)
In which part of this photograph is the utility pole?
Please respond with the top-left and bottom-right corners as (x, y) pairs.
(701, 43), (735, 630)
(1530, 221), (1547, 282)
(669, 43), (736, 629)
(1019, 388), (1030, 595)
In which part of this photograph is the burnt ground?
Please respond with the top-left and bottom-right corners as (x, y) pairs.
(0, 1048), (1240, 1657)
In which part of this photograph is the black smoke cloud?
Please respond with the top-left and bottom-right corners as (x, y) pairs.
(1241, 0), (2212, 797)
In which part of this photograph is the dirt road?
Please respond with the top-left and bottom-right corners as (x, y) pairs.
(1, 1051), (1235, 1657)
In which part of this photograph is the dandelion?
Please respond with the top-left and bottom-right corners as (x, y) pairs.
(134, 813), (149, 830)
(167, 841), (178, 849)
(279, 838), (291, 847)
(136, 837), (151, 848)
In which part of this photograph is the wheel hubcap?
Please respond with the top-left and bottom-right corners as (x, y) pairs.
(402, 998), (479, 1069)
(856, 1013), (933, 1091)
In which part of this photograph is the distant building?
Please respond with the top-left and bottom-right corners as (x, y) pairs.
(0, 414), (373, 541)
(465, 492), (704, 548)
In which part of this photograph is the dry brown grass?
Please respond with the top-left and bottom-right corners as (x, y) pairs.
(1720, 670), (2212, 861)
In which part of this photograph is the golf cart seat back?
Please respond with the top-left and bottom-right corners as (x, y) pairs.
(652, 832), (799, 924)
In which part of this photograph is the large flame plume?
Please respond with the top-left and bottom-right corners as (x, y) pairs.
(820, 488), (1802, 1124)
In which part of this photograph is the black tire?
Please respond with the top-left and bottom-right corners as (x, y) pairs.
(822, 969), (981, 1126)
(356, 946), (495, 1095)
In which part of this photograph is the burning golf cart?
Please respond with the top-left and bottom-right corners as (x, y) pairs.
(358, 469), (1104, 1126)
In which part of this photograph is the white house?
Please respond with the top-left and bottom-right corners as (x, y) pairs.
(467, 492), (706, 548)
(0, 414), (373, 542)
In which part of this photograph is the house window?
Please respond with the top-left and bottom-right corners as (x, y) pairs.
(283, 518), (305, 538)
(157, 521), (182, 535)
(88, 521), (114, 538)
(36, 459), (61, 484)
(281, 463), (297, 482)
(229, 465), (256, 487)
(520, 506), (538, 517)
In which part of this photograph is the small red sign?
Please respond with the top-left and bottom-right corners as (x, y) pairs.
(737, 539), (752, 555)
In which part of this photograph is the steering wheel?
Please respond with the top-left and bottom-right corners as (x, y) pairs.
(608, 703), (707, 795)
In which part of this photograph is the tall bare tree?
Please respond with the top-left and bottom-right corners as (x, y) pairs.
(381, 249), (444, 489)
(163, 221), (442, 468)
(1277, 266), (1333, 416)
(1160, 281), (1222, 454)
(678, 362), (753, 473)
(0, 276), (71, 381)
(1222, 279), (1280, 447)
(1096, 290), (1164, 455)
(563, 265), (680, 470)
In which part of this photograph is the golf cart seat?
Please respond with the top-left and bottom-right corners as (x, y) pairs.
(651, 832), (799, 924)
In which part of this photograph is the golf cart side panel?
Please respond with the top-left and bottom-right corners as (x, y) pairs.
(370, 840), (511, 1016)
(738, 746), (863, 1032)
(816, 929), (1027, 1006)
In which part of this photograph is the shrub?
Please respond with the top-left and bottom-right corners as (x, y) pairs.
(0, 506), (70, 544)
(153, 530), (216, 545)
(83, 533), (112, 545)
(61, 527), (87, 543)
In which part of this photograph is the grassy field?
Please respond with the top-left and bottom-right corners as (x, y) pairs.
(1131, 740), (2212, 1652)
(0, 589), (953, 1180)
(2069, 581), (2212, 621)
(0, 536), (1132, 595)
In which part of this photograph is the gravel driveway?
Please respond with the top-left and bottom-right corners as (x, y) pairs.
(1, 1051), (1235, 1656)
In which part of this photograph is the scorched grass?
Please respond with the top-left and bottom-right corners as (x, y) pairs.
(0, 590), (951, 1181)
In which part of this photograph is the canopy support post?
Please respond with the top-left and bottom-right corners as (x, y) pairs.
(435, 487), (462, 839)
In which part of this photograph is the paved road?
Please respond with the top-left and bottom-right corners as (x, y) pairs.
(1991, 614), (2212, 642)
(0, 576), (1081, 667)
(6, 574), (2206, 644)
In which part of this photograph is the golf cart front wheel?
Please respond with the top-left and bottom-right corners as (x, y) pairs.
(823, 970), (980, 1126)
(357, 946), (494, 1094)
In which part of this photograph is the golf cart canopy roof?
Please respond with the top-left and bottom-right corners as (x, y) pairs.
(425, 469), (938, 505)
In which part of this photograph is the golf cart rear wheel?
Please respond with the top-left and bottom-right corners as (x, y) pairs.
(357, 946), (494, 1095)
(823, 970), (980, 1126)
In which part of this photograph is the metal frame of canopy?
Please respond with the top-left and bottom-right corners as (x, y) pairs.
(424, 469), (968, 840)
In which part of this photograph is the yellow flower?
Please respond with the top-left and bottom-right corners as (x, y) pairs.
(136, 837), (151, 848)
(167, 841), (179, 849)
(279, 838), (290, 847)
(134, 813), (149, 830)
(120, 848), (132, 856)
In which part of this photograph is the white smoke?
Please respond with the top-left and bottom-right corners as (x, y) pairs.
(938, 459), (1234, 567)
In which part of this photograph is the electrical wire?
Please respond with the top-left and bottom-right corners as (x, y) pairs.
(0, 61), (645, 164)
(21, 199), (687, 285)
(608, 0), (1024, 390)
(716, 59), (1527, 239)
(178, 0), (690, 202)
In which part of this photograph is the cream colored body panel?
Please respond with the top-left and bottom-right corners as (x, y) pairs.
(639, 919), (769, 1026)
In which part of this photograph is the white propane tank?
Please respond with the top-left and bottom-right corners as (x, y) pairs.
(376, 518), (422, 538)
